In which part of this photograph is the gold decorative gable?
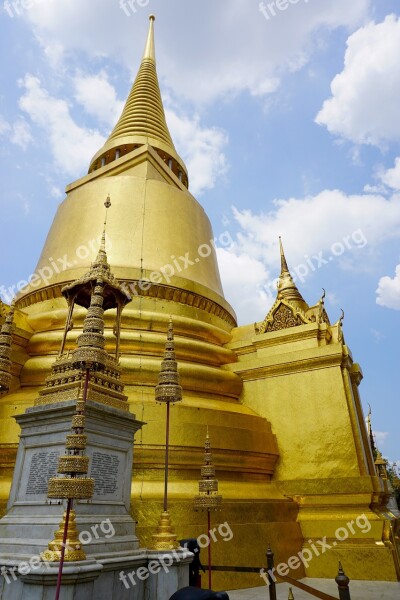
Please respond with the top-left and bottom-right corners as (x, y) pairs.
(266, 303), (304, 333)
(256, 300), (308, 335)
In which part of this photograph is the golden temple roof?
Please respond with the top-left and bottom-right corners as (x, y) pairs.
(88, 16), (187, 181)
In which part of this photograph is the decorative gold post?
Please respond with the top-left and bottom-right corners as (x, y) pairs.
(0, 301), (15, 393)
(194, 428), (222, 589)
(38, 198), (131, 600)
(151, 318), (182, 550)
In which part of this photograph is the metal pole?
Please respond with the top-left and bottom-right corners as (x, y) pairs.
(335, 562), (351, 600)
(54, 368), (90, 600)
(54, 499), (72, 600)
(208, 509), (212, 590)
(266, 546), (277, 600)
(59, 299), (75, 356)
(164, 401), (170, 512)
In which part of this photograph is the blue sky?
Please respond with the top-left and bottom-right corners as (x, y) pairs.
(0, 0), (399, 461)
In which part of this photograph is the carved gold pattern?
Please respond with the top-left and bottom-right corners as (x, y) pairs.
(57, 455), (89, 474)
(65, 434), (87, 449)
(265, 303), (304, 333)
(17, 279), (236, 327)
(47, 477), (94, 499)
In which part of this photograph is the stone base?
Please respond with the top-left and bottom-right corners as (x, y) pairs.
(0, 549), (192, 600)
(0, 400), (142, 559)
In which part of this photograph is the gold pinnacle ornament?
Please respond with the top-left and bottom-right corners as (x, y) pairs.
(194, 429), (222, 589)
(151, 318), (182, 550)
(194, 429), (222, 512)
(0, 302), (15, 393)
(42, 510), (86, 562)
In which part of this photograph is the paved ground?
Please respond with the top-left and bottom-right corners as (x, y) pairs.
(226, 578), (400, 599)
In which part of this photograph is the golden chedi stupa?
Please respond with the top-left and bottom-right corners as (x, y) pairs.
(0, 16), (398, 590)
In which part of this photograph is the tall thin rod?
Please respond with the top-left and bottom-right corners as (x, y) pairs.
(54, 368), (90, 600)
(54, 499), (73, 600)
(164, 401), (170, 511)
(59, 299), (75, 356)
(207, 509), (212, 589)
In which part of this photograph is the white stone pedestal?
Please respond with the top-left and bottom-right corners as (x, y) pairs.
(0, 550), (192, 600)
(0, 400), (192, 599)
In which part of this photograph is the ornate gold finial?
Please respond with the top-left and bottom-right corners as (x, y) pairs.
(42, 510), (86, 562)
(288, 587), (295, 600)
(151, 511), (180, 551)
(151, 319), (182, 550)
(155, 318), (182, 404)
(194, 429), (222, 512)
(0, 302), (15, 393)
(71, 279), (108, 370)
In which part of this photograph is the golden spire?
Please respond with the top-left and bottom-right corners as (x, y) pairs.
(143, 14), (156, 62)
(89, 16), (188, 182)
(279, 236), (290, 273)
(0, 302), (15, 393)
(277, 237), (308, 312)
(194, 428), (222, 511)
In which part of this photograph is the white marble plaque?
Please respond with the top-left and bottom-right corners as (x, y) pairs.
(89, 451), (122, 500)
(25, 450), (59, 497)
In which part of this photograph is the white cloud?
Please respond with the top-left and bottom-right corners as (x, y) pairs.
(230, 190), (400, 268)
(74, 71), (124, 127)
(10, 119), (33, 150)
(18, 74), (105, 177)
(380, 157), (400, 191)
(23, 0), (370, 105)
(376, 264), (400, 310)
(316, 15), (400, 146)
(166, 109), (228, 196)
(216, 246), (272, 324)
(216, 189), (400, 323)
